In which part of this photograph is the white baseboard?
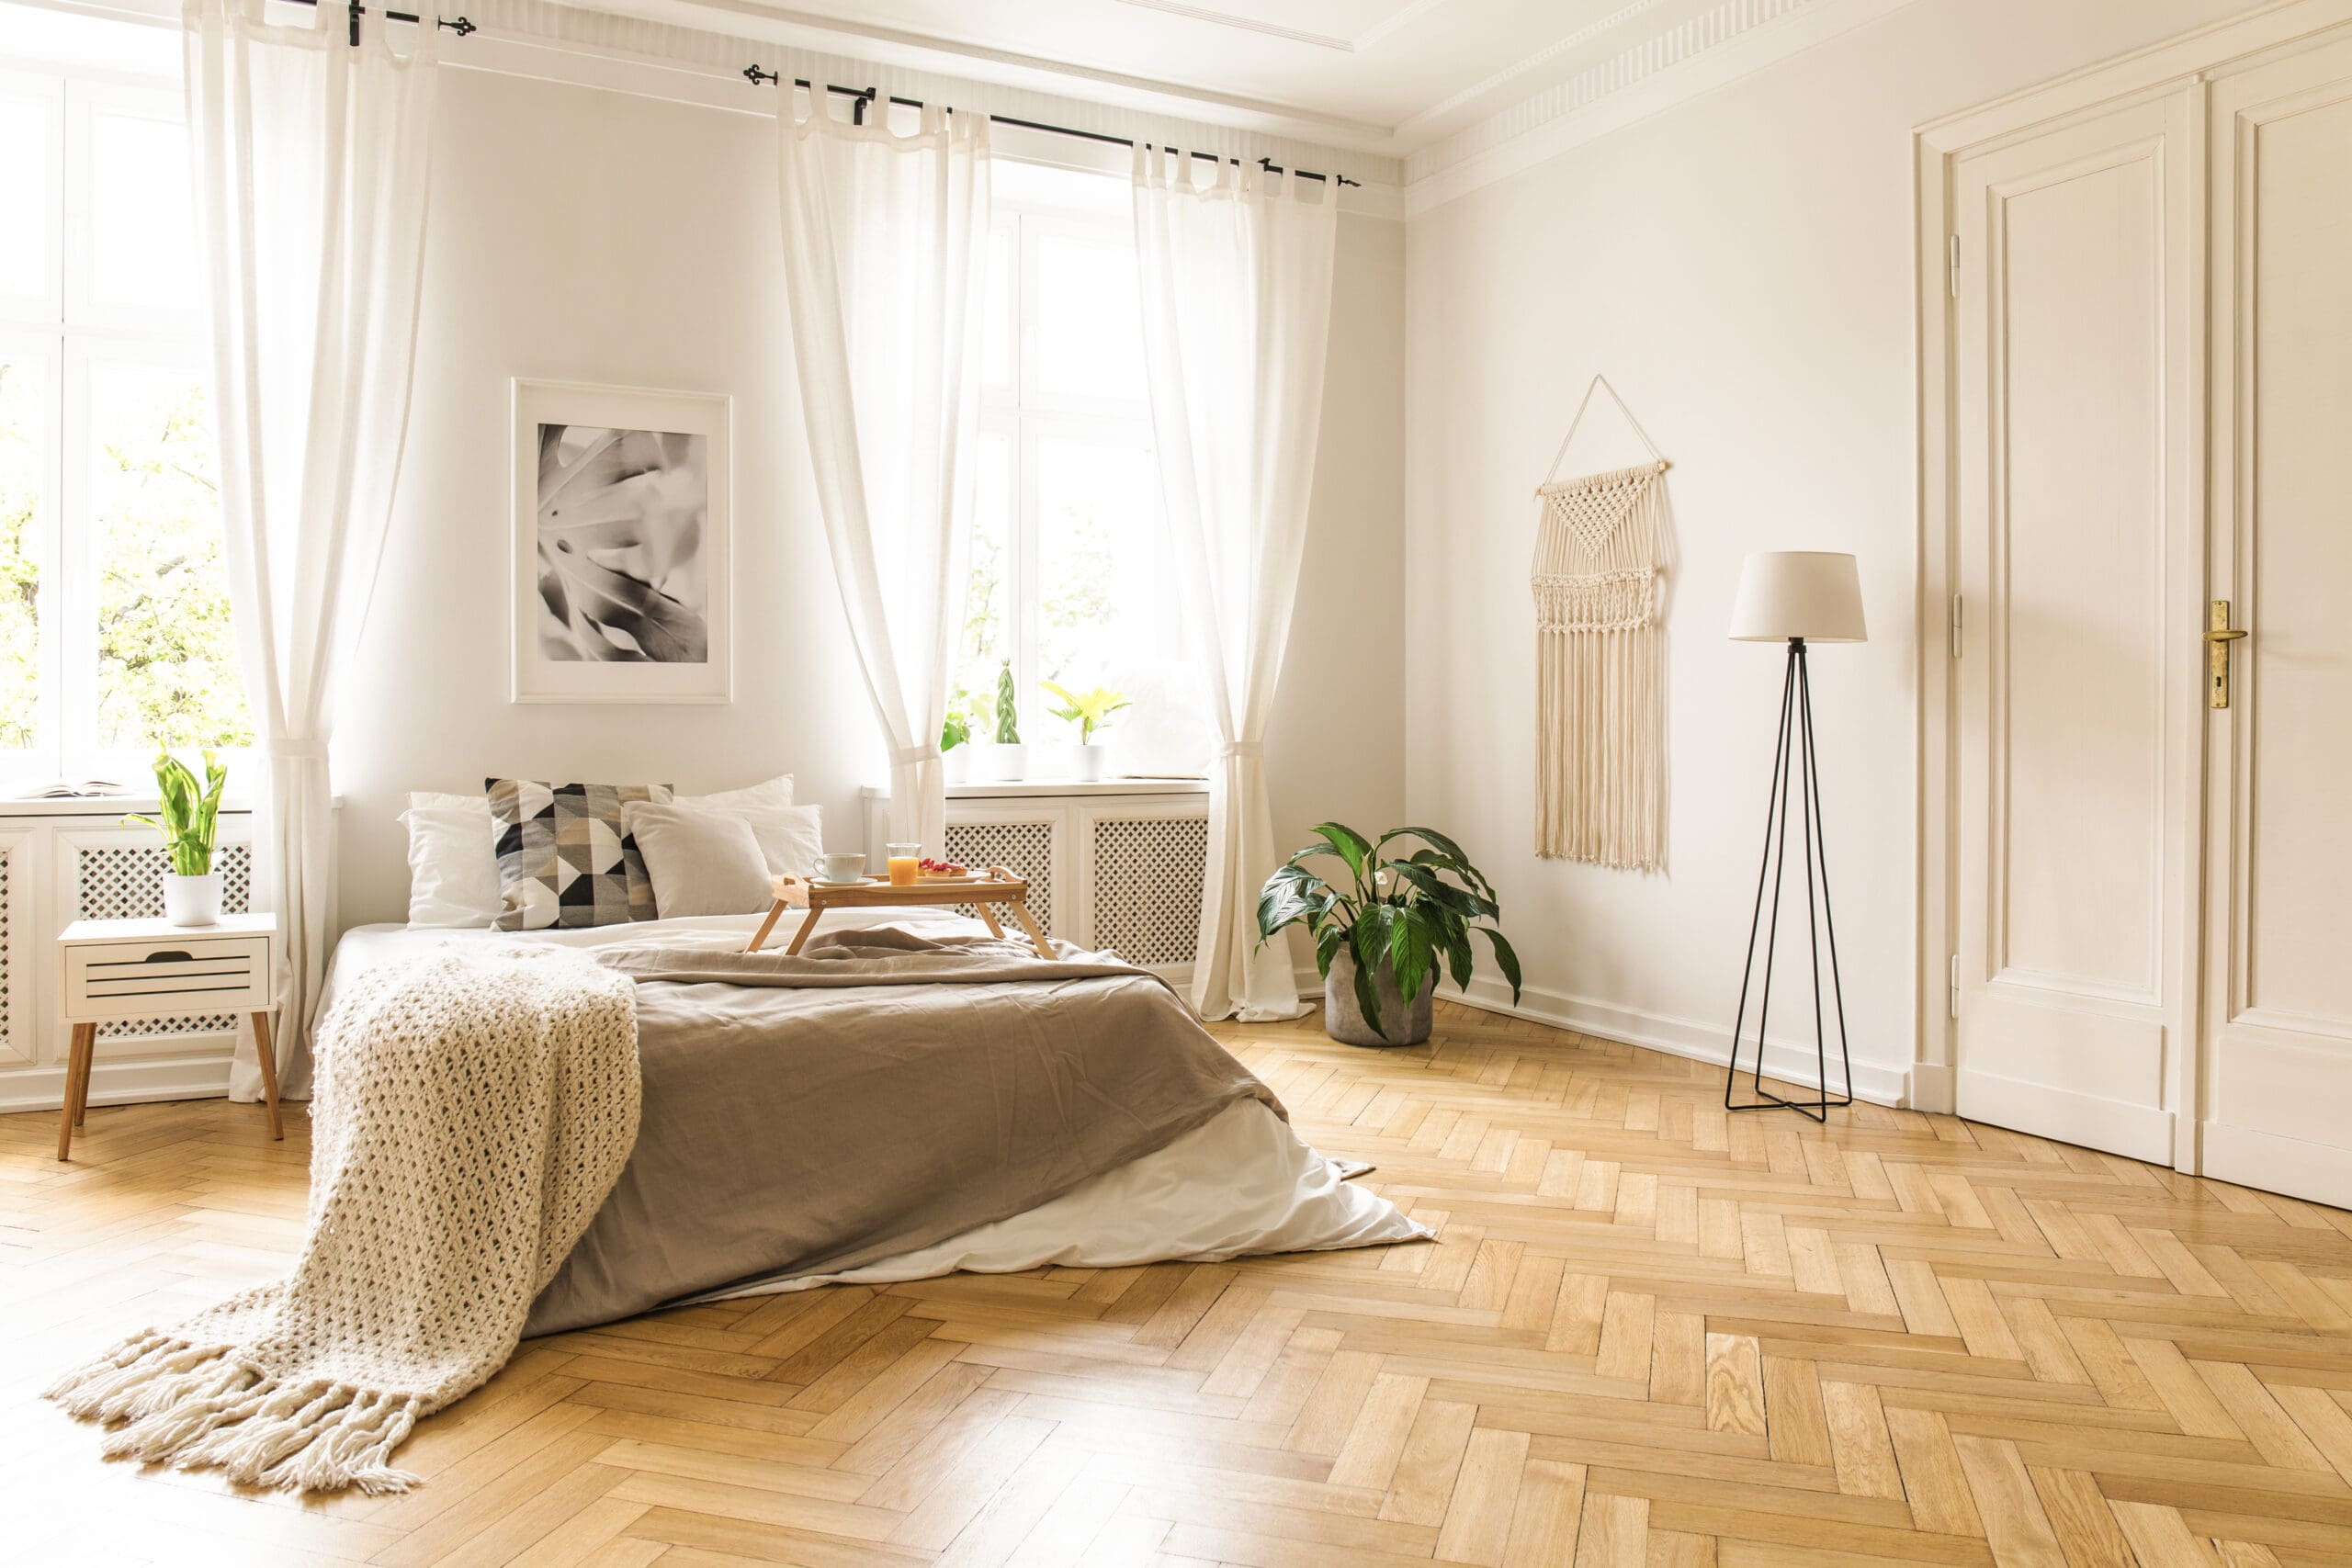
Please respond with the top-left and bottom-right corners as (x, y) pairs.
(0, 1047), (234, 1116)
(1907, 1062), (1955, 1115)
(1955, 1067), (2172, 1165)
(2202, 1121), (2352, 1210)
(1459, 976), (1910, 1107)
(1297, 964), (1907, 1106)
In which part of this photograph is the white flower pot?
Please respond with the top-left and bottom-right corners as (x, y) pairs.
(943, 746), (970, 784)
(967, 742), (1027, 782)
(1071, 742), (1108, 783)
(164, 871), (223, 928)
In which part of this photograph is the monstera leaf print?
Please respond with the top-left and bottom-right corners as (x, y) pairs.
(535, 423), (710, 663)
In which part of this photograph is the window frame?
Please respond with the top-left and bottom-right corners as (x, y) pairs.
(0, 55), (242, 788)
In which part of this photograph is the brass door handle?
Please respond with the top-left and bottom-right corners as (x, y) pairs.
(2208, 600), (2246, 708)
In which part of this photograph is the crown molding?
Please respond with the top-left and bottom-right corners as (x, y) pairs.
(1404, 0), (1926, 215)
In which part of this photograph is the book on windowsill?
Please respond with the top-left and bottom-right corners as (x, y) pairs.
(16, 779), (130, 799)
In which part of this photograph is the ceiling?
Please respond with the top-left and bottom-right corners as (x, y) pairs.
(605, 0), (1729, 155)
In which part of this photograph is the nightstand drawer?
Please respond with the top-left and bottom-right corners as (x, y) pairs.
(64, 936), (274, 1019)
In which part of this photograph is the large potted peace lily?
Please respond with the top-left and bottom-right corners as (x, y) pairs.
(1258, 822), (1521, 1047)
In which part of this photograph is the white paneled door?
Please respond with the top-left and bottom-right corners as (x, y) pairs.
(2198, 36), (2352, 1207)
(1950, 93), (2200, 1165)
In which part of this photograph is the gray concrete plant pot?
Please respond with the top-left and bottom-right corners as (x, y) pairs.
(1325, 946), (1436, 1047)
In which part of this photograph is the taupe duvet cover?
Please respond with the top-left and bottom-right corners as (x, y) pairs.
(520, 927), (1281, 1335)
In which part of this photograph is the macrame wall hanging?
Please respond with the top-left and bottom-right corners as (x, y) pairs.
(1532, 374), (1671, 871)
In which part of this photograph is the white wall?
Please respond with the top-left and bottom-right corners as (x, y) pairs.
(1403, 0), (2265, 1096)
(337, 68), (1404, 934)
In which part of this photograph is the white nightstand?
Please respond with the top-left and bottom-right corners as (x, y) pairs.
(55, 913), (283, 1161)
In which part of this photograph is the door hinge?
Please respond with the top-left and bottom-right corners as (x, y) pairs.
(1948, 234), (1961, 299)
(1949, 953), (1961, 1019)
(1949, 593), (1962, 660)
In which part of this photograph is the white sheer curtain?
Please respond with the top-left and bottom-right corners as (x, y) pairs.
(775, 98), (989, 853)
(185, 0), (438, 1099)
(1131, 149), (1337, 1021)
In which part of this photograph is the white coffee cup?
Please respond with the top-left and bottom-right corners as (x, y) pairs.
(819, 851), (868, 884)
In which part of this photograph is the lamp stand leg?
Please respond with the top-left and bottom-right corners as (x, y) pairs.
(1724, 637), (1855, 1122)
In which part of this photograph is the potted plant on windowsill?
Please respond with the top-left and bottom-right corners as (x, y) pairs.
(940, 687), (976, 785)
(968, 660), (1027, 783)
(122, 749), (230, 928)
(1042, 682), (1130, 783)
(1258, 822), (1521, 1048)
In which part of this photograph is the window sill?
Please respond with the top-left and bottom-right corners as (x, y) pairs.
(863, 776), (1209, 801)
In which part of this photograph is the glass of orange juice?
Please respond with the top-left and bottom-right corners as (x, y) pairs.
(886, 842), (922, 886)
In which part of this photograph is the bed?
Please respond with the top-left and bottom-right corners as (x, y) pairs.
(320, 908), (1427, 1337)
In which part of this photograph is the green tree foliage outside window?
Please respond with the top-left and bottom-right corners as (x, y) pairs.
(93, 371), (253, 753)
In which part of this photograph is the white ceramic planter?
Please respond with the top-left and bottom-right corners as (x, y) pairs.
(164, 871), (223, 928)
(943, 745), (970, 784)
(1071, 742), (1108, 783)
(968, 742), (1027, 782)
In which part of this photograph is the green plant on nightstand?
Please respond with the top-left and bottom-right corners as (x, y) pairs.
(120, 749), (229, 926)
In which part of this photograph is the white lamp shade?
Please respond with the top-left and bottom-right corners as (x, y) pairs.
(1727, 551), (1867, 643)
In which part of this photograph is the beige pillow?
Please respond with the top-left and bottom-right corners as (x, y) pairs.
(622, 802), (775, 918)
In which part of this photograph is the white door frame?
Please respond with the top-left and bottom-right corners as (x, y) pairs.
(1910, 0), (2352, 1167)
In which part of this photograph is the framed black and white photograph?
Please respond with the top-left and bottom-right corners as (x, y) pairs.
(511, 379), (732, 703)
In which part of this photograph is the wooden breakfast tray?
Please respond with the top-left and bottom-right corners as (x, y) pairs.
(744, 864), (1054, 958)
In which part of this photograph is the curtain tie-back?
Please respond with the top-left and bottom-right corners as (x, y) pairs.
(890, 743), (943, 766)
(265, 738), (330, 760)
(1217, 740), (1263, 760)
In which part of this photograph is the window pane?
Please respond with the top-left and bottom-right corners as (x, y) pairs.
(91, 109), (197, 312)
(90, 360), (251, 751)
(1035, 435), (1163, 694)
(952, 432), (1011, 733)
(0, 358), (41, 754)
(0, 92), (49, 299)
(1035, 233), (1145, 402)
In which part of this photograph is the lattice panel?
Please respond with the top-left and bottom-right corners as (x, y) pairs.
(1091, 816), (1207, 967)
(80, 842), (254, 1038)
(941, 820), (1057, 932)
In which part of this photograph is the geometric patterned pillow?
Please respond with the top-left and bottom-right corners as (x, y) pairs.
(485, 779), (673, 930)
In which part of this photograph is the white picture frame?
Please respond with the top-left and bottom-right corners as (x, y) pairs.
(511, 378), (732, 704)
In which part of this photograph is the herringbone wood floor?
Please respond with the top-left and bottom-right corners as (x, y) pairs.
(8, 1005), (2352, 1566)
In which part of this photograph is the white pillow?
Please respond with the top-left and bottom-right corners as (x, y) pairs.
(714, 799), (823, 881)
(401, 792), (502, 928)
(621, 802), (775, 918)
(678, 773), (794, 812)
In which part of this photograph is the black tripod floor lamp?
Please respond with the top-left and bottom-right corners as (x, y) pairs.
(1725, 550), (1865, 1121)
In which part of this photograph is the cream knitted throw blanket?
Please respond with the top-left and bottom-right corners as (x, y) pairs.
(46, 943), (639, 1494)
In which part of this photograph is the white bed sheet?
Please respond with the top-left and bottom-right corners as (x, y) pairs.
(323, 915), (1429, 1302)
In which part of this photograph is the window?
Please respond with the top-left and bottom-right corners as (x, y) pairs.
(0, 9), (250, 787)
(954, 160), (1186, 744)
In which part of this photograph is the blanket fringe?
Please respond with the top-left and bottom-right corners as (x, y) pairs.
(45, 1332), (423, 1494)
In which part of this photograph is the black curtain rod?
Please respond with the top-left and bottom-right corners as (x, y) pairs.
(743, 69), (1359, 188)
(273, 0), (476, 39)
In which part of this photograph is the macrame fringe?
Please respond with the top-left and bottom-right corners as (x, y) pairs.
(45, 1329), (423, 1494)
(1532, 460), (1668, 871)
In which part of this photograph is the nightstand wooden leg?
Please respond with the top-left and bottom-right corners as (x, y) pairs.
(57, 1022), (96, 1161)
(250, 1011), (284, 1141)
(71, 1023), (92, 1126)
